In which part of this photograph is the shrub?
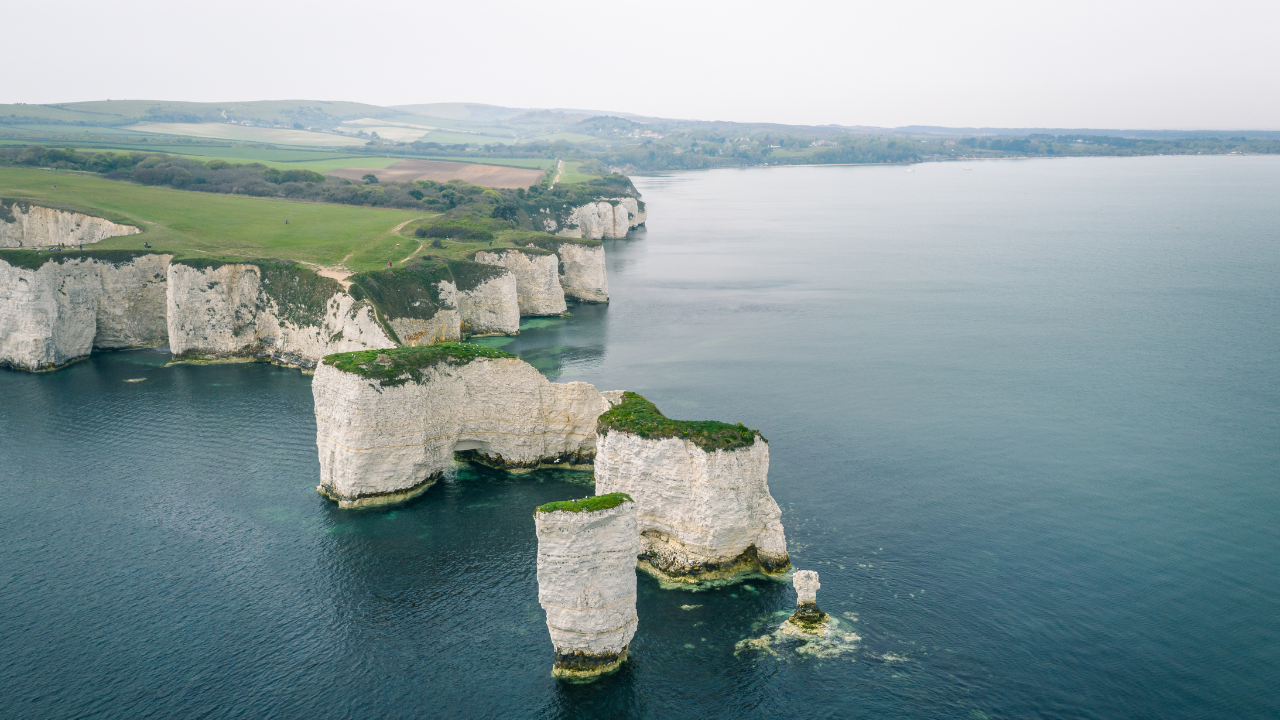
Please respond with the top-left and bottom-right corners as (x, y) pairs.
(414, 226), (427, 238)
(597, 392), (763, 451)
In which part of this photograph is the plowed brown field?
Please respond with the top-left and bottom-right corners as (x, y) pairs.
(326, 160), (545, 189)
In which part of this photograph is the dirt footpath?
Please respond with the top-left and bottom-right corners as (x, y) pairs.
(327, 160), (545, 189)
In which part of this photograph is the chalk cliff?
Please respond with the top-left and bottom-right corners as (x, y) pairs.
(535, 494), (641, 678)
(550, 241), (608, 303)
(0, 201), (140, 248)
(166, 261), (395, 368)
(593, 392), (790, 583)
(313, 345), (614, 508)
(473, 248), (566, 316)
(545, 198), (646, 240)
(0, 252), (170, 371)
(456, 270), (519, 336)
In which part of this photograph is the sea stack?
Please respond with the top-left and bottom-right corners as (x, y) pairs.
(472, 248), (566, 316)
(535, 493), (641, 679)
(593, 392), (790, 584)
(787, 570), (828, 629)
(312, 344), (614, 508)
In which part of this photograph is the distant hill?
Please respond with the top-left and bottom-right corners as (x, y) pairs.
(0, 100), (395, 128)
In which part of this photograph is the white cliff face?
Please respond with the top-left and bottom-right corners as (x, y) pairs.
(92, 253), (170, 349)
(0, 204), (141, 248)
(0, 254), (171, 371)
(166, 263), (395, 368)
(536, 498), (641, 677)
(313, 356), (614, 508)
(473, 249), (566, 316)
(387, 280), (461, 346)
(554, 243), (609, 303)
(552, 198), (646, 240)
(457, 271), (519, 336)
(594, 433), (790, 582)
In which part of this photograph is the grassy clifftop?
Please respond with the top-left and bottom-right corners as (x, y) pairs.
(323, 342), (515, 387)
(536, 492), (633, 515)
(597, 392), (763, 452)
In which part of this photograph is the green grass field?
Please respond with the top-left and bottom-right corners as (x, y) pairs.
(557, 161), (600, 184)
(0, 166), (425, 270)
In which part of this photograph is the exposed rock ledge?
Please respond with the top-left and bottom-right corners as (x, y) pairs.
(1, 201), (140, 248)
(535, 493), (641, 678)
(593, 392), (790, 583)
(313, 345), (619, 508)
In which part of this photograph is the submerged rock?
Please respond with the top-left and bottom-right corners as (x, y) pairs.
(593, 392), (790, 584)
(535, 493), (641, 679)
(313, 345), (617, 508)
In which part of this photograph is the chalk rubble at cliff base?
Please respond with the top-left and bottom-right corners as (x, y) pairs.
(535, 494), (641, 678)
(312, 347), (621, 508)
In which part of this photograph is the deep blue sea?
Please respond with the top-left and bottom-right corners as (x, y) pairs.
(2, 156), (1277, 719)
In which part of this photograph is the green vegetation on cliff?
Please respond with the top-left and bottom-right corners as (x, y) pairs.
(323, 342), (514, 387)
(0, 248), (161, 271)
(536, 492), (633, 515)
(597, 392), (763, 452)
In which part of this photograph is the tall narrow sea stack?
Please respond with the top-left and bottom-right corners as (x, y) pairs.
(535, 493), (641, 679)
(593, 392), (790, 584)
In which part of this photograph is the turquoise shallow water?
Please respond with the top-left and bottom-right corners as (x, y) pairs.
(2, 156), (1278, 718)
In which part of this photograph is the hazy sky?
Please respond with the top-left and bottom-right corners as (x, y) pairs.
(5, 0), (1278, 129)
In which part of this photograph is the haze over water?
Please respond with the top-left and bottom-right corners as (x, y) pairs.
(2, 157), (1277, 718)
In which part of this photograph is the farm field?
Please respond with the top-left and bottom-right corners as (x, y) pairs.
(0, 166), (425, 270)
(127, 123), (366, 147)
(422, 157), (555, 170)
(326, 159), (546, 188)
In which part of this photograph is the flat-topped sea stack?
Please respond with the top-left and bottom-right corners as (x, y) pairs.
(593, 392), (790, 584)
(313, 344), (616, 508)
(535, 493), (641, 679)
(472, 247), (567, 316)
(1, 200), (140, 248)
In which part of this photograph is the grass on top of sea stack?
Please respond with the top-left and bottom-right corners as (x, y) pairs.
(323, 342), (514, 386)
(536, 492), (633, 515)
(597, 392), (763, 452)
